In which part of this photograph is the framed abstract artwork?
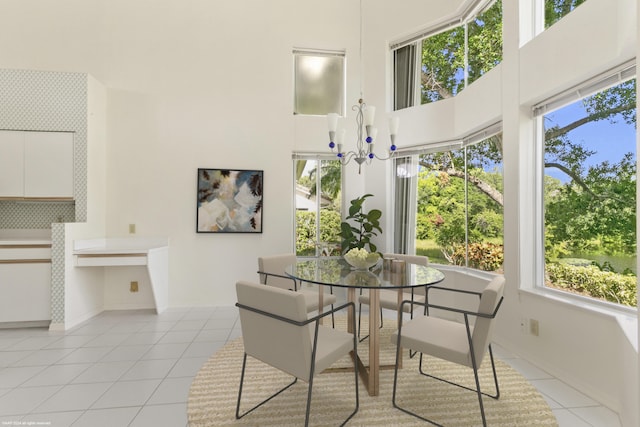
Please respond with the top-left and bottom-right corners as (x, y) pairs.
(197, 168), (263, 233)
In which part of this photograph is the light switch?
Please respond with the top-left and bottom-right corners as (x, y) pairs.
(129, 224), (136, 234)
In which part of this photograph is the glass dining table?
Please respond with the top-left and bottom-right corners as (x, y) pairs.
(285, 257), (445, 396)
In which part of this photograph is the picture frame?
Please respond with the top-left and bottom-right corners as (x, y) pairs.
(196, 168), (263, 233)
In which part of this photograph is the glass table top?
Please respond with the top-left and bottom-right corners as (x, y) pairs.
(285, 257), (445, 290)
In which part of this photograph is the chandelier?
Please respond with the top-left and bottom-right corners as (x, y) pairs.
(324, 0), (400, 174)
(327, 100), (399, 173)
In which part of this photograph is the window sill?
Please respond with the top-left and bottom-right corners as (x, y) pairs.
(429, 263), (499, 280)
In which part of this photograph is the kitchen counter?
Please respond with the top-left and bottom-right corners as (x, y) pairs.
(0, 238), (52, 245)
(0, 229), (52, 246)
(0, 229), (51, 261)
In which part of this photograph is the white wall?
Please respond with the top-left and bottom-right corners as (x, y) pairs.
(62, 75), (108, 329)
(0, 0), (638, 424)
(0, 0), (364, 306)
(0, 0), (466, 306)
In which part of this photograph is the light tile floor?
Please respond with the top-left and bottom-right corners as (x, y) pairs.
(0, 307), (622, 427)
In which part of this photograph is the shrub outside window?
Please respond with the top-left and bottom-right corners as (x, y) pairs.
(294, 158), (342, 257)
(401, 133), (504, 272)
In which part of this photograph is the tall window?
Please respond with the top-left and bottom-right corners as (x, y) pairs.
(397, 131), (504, 271)
(538, 69), (637, 307)
(294, 157), (342, 256)
(293, 50), (345, 116)
(392, 0), (502, 109)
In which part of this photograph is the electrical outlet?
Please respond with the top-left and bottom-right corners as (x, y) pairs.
(529, 319), (539, 336)
(129, 224), (136, 234)
(130, 281), (139, 292)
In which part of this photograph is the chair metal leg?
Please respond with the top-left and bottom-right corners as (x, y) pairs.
(236, 352), (298, 420)
(306, 312), (359, 427)
(331, 304), (335, 328)
(304, 370), (314, 426)
(392, 326), (443, 426)
(417, 348), (500, 400)
(343, 310), (360, 426)
(471, 352), (488, 427)
(357, 302), (369, 342)
(330, 286), (336, 328)
(408, 304), (417, 358)
(238, 316), (358, 426)
(487, 344), (500, 399)
(393, 344), (499, 427)
(358, 302), (383, 342)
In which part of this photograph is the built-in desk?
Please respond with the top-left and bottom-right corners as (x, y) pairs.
(73, 237), (169, 313)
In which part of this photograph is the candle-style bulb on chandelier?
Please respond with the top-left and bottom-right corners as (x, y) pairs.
(327, 100), (399, 174)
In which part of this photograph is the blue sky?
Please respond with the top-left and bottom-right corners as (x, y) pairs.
(544, 99), (636, 183)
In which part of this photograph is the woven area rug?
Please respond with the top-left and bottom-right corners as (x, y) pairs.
(188, 318), (557, 426)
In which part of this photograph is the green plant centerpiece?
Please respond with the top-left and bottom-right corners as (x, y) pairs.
(340, 193), (383, 255)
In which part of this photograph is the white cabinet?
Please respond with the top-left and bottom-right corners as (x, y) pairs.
(24, 131), (74, 198)
(0, 130), (74, 199)
(0, 131), (25, 197)
(0, 263), (52, 322)
(0, 243), (52, 323)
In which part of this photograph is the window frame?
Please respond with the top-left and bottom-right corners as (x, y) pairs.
(532, 62), (637, 312)
(390, 0), (501, 109)
(393, 123), (504, 270)
(292, 153), (344, 257)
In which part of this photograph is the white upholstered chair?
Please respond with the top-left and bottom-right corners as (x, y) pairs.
(357, 253), (429, 340)
(258, 253), (337, 326)
(235, 280), (358, 426)
(391, 275), (505, 427)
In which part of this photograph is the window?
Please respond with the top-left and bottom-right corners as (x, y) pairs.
(293, 50), (345, 116)
(393, 44), (417, 110)
(421, 26), (465, 103)
(395, 129), (504, 271)
(537, 67), (637, 307)
(294, 157), (342, 256)
(391, 0), (502, 109)
(544, 0), (588, 29)
(467, 1), (503, 86)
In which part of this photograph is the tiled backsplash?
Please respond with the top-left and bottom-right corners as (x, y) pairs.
(0, 69), (87, 222)
(0, 201), (75, 229)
